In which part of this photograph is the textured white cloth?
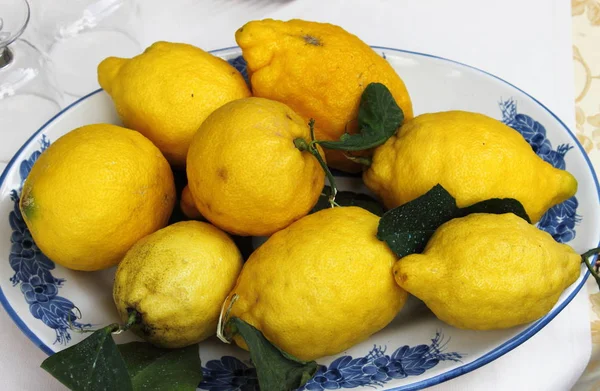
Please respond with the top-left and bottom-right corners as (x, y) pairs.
(0, 0), (590, 390)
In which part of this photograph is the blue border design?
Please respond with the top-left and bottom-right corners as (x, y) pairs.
(200, 332), (462, 391)
(8, 136), (92, 345)
(499, 98), (580, 242)
(0, 47), (597, 391)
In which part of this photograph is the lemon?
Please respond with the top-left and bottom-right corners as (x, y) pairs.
(114, 221), (243, 348)
(393, 213), (581, 330)
(20, 124), (175, 271)
(236, 19), (413, 172)
(98, 41), (251, 167)
(363, 111), (578, 222)
(224, 206), (407, 361)
(186, 97), (325, 236)
(180, 185), (202, 220)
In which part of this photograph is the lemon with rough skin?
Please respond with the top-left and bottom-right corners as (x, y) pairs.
(236, 19), (413, 172)
(20, 124), (175, 271)
(114, 221), (243, 348)
(224, 206), (407, 361)
(186, 97), (325, 236)
(363, 111), (578, 222)
(393, 213), (581, 330)
(98, 41), (251, 167)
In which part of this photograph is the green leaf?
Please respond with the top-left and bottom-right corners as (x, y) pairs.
(317, 83), (404, 151)
(459, 198), (531, 223)
(118, 342), (203, 391)
(312, 186), (386, 216)
(377, 185), (459, 258)
(228, 317), (318, 391)
(377, 184), (531, 258)
(41, 324), (133, 391)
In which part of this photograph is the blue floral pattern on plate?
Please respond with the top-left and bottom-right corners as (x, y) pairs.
(500, 98), (580, 242)
(8, 136), (91, 344)
(200, 332), (462, 391)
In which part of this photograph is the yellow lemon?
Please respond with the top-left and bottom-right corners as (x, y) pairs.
(186, 97), (325, 236)
(363, 111), (577, 222)
(236, 19), (413, 172)
(180, 185), (202, 220)
(393, 213), (581, 330)
(20, 124), (175, 271)
(224, 206), (407, 361)
(98, 41), (251, 167)
(114, 221), (243, 348)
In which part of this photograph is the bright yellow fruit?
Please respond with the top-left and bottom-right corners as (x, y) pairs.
(224, 206), (407, 361)
(363, 111), (578, 222)
(186, 97), (325, 236)
(393, 213), (581, 330)
(98, 41), (251, 167)
(114, 221), (243, 348)
(236, 19), (413, 172)
(20, 124), (175, 271)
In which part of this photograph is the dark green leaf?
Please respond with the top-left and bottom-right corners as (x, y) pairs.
(118, 342), (202, 391)
(317, 83), (404, 151)
(459, 198), (531, 223)
(377, 184), (530, 258)
(312, 186), (385, 216)
(377, 185), (459, 258)
(41, 324), (132, 391)
(229, 317), (318, 391)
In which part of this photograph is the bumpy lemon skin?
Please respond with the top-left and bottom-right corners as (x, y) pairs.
(225, 206), (408, 361)
(98, 41), (251, 167)
(113, 221), (243, 348)
(186, 97), (325, 237)
(236, 19), (414, 172)
(20, 124), (175, 271)
(393, 213), (581, 330)
(364, 111), (578, 223)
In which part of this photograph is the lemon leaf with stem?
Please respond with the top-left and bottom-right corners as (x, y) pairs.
(316, 82), (404, 151)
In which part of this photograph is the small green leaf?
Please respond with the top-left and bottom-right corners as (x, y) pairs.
(229, 317), (318, 391)
(377, 184), (531, 258)
(317, 83), (404, 151)
(119, 342), (203, 391)
(312, 186), (385, 216)
(41, 324), (133, 391)
(377, 185), (458, 257)
(459, 198), (531, 223)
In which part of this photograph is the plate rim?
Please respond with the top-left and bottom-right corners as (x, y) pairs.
(0, 46), (598, 390)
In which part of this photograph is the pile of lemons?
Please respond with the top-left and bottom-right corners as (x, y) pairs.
(20, 19), (581, 361)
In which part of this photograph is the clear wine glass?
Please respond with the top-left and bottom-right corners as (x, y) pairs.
(29, 0), (142, 99)
(0, 0), (63, 162)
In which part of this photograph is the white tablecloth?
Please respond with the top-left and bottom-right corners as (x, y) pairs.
(0, 0), (590, 390)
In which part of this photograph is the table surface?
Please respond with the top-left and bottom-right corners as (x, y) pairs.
(1, 0), (597, 390)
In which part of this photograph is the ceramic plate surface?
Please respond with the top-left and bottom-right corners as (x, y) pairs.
(1, 47), (599, 391)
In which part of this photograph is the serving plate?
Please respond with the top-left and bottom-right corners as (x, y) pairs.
(0, 46), (598, 391)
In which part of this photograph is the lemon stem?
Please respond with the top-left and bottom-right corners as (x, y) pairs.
(216, 294), (239, 344)
(581, 247), (600, 290)
(115, 309), (141, 334)
(294, 120), (337, 207)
